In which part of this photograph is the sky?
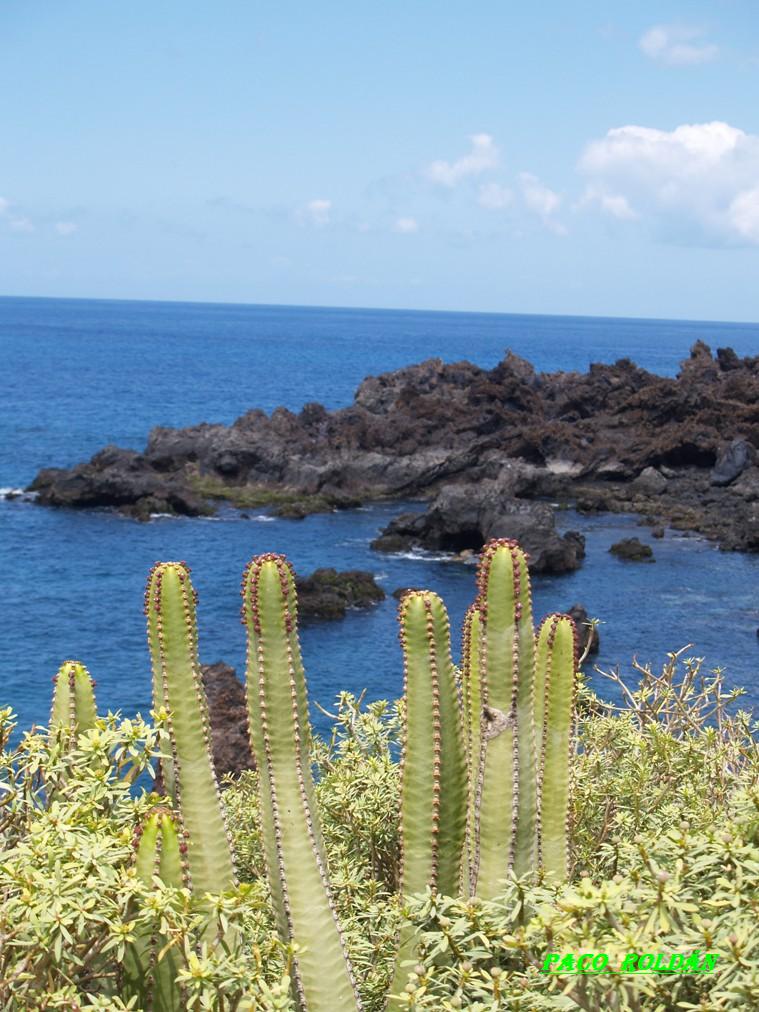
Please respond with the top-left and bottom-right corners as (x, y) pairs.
(2, 1), (759, 320)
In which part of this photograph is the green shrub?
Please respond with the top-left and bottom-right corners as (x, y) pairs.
(0, 709), (295, 1010)
(1, 649), (757, 1010)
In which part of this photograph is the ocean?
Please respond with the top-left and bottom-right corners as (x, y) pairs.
(2, 296), (759, 737)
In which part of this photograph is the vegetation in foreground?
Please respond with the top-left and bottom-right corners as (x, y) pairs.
(0, 544), (757, 1011)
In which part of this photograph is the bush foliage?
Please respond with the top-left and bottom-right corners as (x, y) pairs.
(0, 652), (757, 1010)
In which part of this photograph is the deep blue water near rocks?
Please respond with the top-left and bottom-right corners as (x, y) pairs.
(2, 296), (759, 737)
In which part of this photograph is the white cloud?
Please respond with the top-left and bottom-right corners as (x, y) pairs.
(478, 182), (513, 209)
(579, 121), (759, 245)
(520, 173), (560, 217)
(728, 187), (759, 243)
(54, 221), (78, 236)
(298, 198), (332, 227)
(639, 24), (719, 66)
(393, 216), (419, 234)
(0, 197), (9, 215)
(9, 217), (34, 233)
(426, 133), (498, 186)
(519, 173), (566, 233)
(578, 185), (638, 220)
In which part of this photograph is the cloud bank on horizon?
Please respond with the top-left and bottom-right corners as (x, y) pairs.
(1, 2), (758, 319)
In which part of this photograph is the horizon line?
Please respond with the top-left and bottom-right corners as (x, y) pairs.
(0, 292), (757, 330)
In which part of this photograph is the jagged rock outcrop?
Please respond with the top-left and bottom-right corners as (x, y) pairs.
(371, 479), (585, 574)
(26, 343), (759, 553)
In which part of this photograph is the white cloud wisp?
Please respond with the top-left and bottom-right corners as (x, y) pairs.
(426, 133), (498, 186)
(298, 198), (332, 227)
(639, 24), (719, 67)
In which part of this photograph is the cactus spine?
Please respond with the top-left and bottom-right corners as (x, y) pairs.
(535, 613), (577, 882)
(123, 807), (187, 1011)
(389, 592), (466, 1007)
(242, 553), (361, 1012)
(145, 562), (236, 900)
(50, 660), (97, 734)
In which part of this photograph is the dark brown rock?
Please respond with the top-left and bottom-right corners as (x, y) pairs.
(26, 342), (759, 554)
(295, 568), (385, 620)
(710, 438), (754, 486)
(371, 479), (585, 574)
(392, 587), (424, 600)
(609, 537), (655, 562)
(565, 604), (600, 656)
(631, 467), (668, 495)
(200, 661), (254, 781)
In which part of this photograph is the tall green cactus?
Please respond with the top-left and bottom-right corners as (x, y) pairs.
(145, 562), (236, 900)
(389, 591), (466, 1007)
(241, 553), (361, 1012)
(535, 613), (577, 882)
(471, 539), (537, 896)
(123, 806), (187, 1011)
(465, 540), (578, 895)
(49, 660), (97, 735)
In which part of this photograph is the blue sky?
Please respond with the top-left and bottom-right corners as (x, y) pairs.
(2, 1), (759, 320)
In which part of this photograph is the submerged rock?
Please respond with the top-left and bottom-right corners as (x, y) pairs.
(609, 537), (654, 562)
(565, 604), (600, 656)
(295, 568), (385, 620)
(392, 587), (424, 600)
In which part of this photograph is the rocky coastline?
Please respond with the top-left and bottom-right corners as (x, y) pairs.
(27, 341), (759, 569)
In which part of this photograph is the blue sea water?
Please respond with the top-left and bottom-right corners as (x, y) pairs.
(1, 296), (759, 737)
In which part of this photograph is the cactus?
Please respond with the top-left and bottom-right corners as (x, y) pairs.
(466, 540), (578, 896)
(144, 562), (236, 902)
(241, 553), (361, 1012)
(389, 592), (466, 1006)
(470, 539), (537, 897)
(123, 807), (187, 1011)
(535, 613), (577, 882)
(49, 660), (97, 735)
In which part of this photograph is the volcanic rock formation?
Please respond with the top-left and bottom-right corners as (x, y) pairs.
(27, 342), (759, 555)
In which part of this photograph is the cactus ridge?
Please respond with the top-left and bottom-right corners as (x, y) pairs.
(425, 598), (443, 887)
(242, 553), (361, 1012)
(461, 602), (482, 897)
(145, 562), (236, 900)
